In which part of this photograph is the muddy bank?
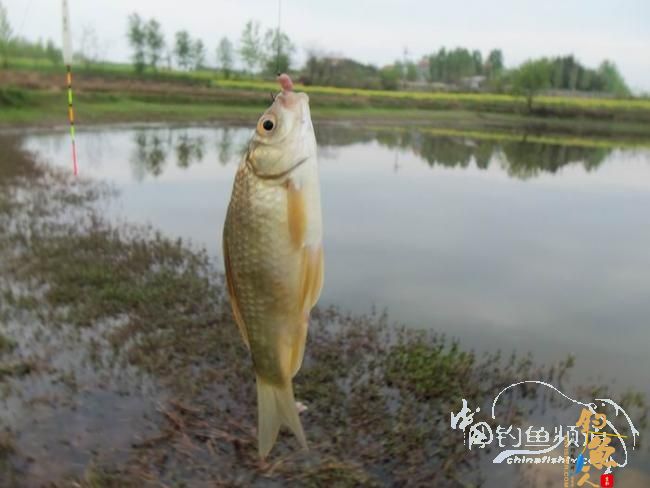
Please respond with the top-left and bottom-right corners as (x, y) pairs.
(0, 137), (647, 487)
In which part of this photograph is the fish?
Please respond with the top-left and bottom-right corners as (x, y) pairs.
(222, 73), (324, 458)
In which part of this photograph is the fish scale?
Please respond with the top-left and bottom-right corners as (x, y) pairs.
(225, 161), (300, 385)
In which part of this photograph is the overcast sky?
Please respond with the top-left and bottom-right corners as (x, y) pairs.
(4, 0), (650, 92)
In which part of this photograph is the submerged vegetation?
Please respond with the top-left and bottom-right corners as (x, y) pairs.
(0, 134), (648, 486)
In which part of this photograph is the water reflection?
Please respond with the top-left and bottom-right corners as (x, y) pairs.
(130, 132), (168, 179)
(216, 127), (235, 165)
(122, 124), (619, 181)
(319, 125), (612, 179)
(175, 132), (205, 168)
(130, 129), (209, 179)
(499, 142), (608, 179)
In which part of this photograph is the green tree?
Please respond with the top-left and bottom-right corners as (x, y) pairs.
(174, 30), (192, 70)
(550, 59), (564, 88)
(263, 28), (294, 75)
(45, 39), (61, 65)
(301, 55), (382, 89)
(512, 59), (552, 111)
(541, 55), (630, 95)
(451, 48), (477, 80)
(216, 37), (234, 78)
(426, 47), (480, 84)
(485, 49), (503, 78)
(145, 19), (164, 70)
(428, 48), (445, 81)
(192, 39), (205, 70)
(303, 51), (325, 85)
(405, 61), (418, 82)
(380, 64), (401, 90)
(597, 60), (629, 96)
(0, 1), (12, 68)
(578, 69), (592, 91)
(127, 13), (146, 73)
(471, 50), (483, 75)
(239, 20), (262, 73)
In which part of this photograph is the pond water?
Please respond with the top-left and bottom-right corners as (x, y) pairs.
(22, 123), (650, 403)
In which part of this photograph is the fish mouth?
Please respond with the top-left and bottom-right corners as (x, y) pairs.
(245, 151), (309, 180)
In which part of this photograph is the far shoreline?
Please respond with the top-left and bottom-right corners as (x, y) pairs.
(2, 68), (650, 142)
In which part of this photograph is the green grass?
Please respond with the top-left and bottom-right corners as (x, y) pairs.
(0, 334), (16, 354)
(2, 90), (650, 148)
(214, 78), (650, 111)
(0, 91), (261, 125)
(4, 57), (218, 88)
(0, 362), (33, 379)
(0, 87), (31, 107)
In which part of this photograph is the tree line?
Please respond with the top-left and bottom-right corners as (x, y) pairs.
(0, 1), (634, 102)
(413, 47), (627, 97)
(0, 1), (62, 67)
(126, 13), (293, 77)
(512, 57), (630, 110)
(426, 47), (504, 83)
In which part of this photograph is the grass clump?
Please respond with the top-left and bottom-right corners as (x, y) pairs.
(0, 361), (33, 379)
(385, 339), (474, 401)
(0, 432), (17, 486)
(0, 87), (30, 108)
(0, 334), (15, 354)
(25, 225), (210, 329)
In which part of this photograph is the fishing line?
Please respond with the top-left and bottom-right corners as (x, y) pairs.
(17, 0), (33, 40)
(275, 0), (281, 75)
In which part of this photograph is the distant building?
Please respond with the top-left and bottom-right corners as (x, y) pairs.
(461, 75), (486, 91)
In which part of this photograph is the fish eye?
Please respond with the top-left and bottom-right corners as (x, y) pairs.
(257, 114), (277, 136)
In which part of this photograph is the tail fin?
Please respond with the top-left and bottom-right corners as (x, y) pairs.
(256, 374), (307, 458)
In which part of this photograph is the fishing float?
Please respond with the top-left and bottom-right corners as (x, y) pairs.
(61, 0), (78, 176)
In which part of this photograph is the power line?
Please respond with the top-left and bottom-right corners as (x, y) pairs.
(15, 0), (33, 40)
(276, 0), (281, 75)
